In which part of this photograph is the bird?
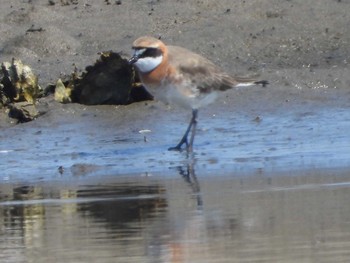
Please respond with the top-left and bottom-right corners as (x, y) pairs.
(128, 36), (268, 151)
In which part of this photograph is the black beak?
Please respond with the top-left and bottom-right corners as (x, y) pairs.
(128, 55), (139, 65)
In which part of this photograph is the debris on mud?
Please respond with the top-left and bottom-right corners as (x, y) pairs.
(72, 51), (134, 105)
(0, 58), (41, 104)
(49, 51), (152, 105)
(0, 52), (152, 126)
(54, 78), (72, 104)
(0, 59), (42, 123)
(58, 0), (79, 6)
(6, 102), (40, 123)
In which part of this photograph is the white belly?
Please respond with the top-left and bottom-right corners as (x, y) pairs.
(146, 83), (218, 110)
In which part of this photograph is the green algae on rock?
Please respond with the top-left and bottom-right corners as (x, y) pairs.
(0, 58), (41, 104)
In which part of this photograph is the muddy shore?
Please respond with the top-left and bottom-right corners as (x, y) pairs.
(0, 0), (349, 169)
(0, 0), (349, 167)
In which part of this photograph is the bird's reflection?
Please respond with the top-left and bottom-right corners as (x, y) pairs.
(0, 162), (239, 262)
(76, 183), (167, 231)
(177, 154), (203, 208)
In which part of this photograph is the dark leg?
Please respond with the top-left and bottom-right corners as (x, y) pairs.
(187, 109), (198, 152)
(168, 109), (198, 151)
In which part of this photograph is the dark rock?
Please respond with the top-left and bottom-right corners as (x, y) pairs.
(71, 52), (134, 105)
(129, 83), (154, 103)
(7, 102), (40, 123)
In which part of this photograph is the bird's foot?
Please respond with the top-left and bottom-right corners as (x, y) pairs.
(168, 139), (188, 151)
(168, 142), (194, 152)
(168, 142), (186, 151)
(168, 145), (183, 151)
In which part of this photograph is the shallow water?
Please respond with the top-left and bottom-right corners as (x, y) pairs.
(1, 167), (350, 262)
(1, 102), (350, 262)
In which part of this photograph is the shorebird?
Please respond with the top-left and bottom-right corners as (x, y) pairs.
(129, 36), (268, 151)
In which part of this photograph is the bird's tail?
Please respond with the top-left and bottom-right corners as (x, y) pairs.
(234, 77), (269, 88)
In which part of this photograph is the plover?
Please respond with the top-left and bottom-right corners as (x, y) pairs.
(129, 36), (268, 151)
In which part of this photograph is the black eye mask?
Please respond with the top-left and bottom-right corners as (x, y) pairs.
(129, 47), (163, 65)
(138, 48), (163, 58)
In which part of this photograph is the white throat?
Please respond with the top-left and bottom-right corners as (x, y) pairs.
(134, 55), (163, 73)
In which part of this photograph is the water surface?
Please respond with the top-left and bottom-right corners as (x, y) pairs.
(1, 102), (350, 262)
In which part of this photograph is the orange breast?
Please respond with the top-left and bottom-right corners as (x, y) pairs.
(138, 61), (177, 88)
(138, 63), (164, 86)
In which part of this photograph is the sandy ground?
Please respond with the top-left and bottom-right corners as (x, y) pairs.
(0, 0), (349, 89)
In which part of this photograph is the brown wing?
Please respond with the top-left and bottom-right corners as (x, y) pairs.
(167, 45), (238, 94)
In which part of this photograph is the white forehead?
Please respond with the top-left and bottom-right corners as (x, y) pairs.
(134, 48), (146, 56)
